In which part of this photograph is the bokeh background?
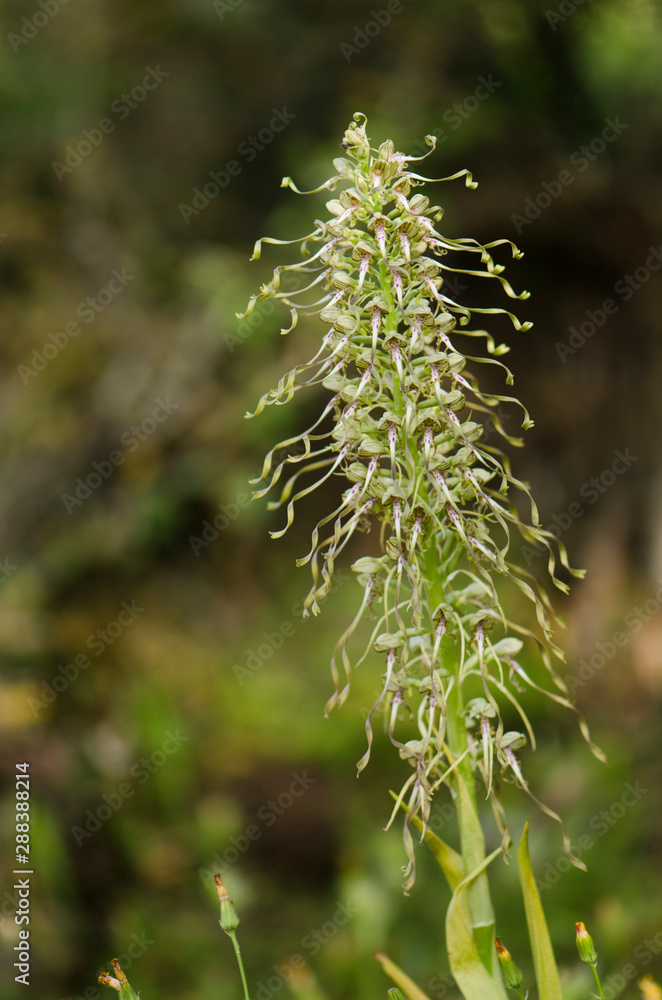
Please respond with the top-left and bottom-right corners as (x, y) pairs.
(1, 1), (661, 998)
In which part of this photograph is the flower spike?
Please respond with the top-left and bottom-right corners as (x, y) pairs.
(246, 113), (603, 885)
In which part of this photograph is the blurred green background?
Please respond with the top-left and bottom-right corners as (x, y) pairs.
(0, 1), (661, 998)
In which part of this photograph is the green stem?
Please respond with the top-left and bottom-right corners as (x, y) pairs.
(425, 542), (498, 979)
(445, 644), (497, 975)
(376, 249), (499, 978)
(590, 962), (605, 1000)
(228, 929), (251, 1000)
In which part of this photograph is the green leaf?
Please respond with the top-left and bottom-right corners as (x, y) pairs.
(373, 951), (432, 1000)
(446, 847), (509, 1000)
(517, 821), (563, 1000)
(417, 821), (465, 892)
(453, 771), (498, 977)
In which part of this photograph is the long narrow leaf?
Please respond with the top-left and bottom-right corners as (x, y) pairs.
(517, 822), (563, 1000)
(417, 822), (464, 893)
(373, 951), (432, 1000)
(446, 847), (509, 1000)
(454, 771), (498, 976)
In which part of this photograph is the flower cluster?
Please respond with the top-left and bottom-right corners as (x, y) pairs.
(245, 113), (602, 886)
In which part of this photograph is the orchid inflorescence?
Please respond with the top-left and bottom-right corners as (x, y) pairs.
(245, 112), (603, 888)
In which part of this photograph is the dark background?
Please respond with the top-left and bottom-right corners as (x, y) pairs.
(0, 1), (661, 999)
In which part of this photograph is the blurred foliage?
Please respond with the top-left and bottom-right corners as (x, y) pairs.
(0, 1), (661, 999)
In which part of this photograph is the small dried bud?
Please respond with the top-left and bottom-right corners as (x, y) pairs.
(495, 938), (523, 990)
(98, 972), (122, 992)
(575, 922), (598, 965)
(98, 960), (139, 1000)
(215, 873), (240, 933)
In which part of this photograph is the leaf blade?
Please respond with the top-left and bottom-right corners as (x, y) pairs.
(446, 847), (509, 1000)
(373, 951), (432, 1000)
(517, 821), (563, 1000)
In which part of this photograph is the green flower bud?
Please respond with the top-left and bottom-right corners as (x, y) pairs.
(374, 632), (406, 652)
(387, 989), (405, 1000)
(500, 731), (527, 751)
(333, 312), (360, 335)
(495, 938), (523, 990)
(575, 922), (598, 965)
(215, 874), (240, 934)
